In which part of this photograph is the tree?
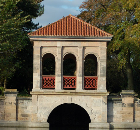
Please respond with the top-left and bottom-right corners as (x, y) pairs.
(78, 0), (140, 90)
(106, 53), (127, 93)
(0, 0), (44, 89)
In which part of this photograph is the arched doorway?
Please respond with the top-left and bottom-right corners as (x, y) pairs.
(63, 53), (76, 89)
(42, 53), (55, 89)
(47, 103), (91, 130)
(84, 54), (98, 90)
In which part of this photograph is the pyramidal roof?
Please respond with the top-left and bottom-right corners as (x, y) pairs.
(29, 15), (112, 37)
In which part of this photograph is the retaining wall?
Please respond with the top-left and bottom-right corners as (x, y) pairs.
(0, 90), (140, 129)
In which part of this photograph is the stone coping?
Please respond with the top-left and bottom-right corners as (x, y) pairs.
(89, 123), (109, 129)
(110, 122), (140, 129)
(5, 89), (18, 92)
(121, 90), (136, 95)
(17, 97), (32, 100)
(108, 97), (122, 101)
(4, 89), (18, 95)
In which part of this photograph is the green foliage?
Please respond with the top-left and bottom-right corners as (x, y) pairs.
(107, 56), (127, 93)
(78, 0), (140, 90)
(133, 68), (140, 98)
(0, 0), (29, 86)
(0, 87), (5, 96)
(6, 38), (33, 93)
(0, 0), (44, 90)
(16, 0), (44, 32)
(17, 88), (31, 97)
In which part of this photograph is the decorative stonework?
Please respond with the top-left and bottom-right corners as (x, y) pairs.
(42, 47), (57, 58)
(63, 47), (78, 60)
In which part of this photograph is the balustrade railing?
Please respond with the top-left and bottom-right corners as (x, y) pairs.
(63, 76), (76, 89)
(84, 76), (98, 90)
(42, 75), (55, 89)
(42, 75), (97, 90)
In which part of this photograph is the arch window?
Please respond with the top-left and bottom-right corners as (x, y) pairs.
(42, 53), (55, 89)
(63, 53), (76, 89)
(84, 54), (98, 90)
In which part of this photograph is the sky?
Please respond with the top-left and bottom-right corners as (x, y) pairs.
(33, 0), (84, 27)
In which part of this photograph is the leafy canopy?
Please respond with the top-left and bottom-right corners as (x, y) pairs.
(78, 0), (140, 89)
(0, 0), (44, 87)
(79, 0), (140, 68)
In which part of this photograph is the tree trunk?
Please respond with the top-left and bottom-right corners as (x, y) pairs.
(126, 50), (134, 90)
(4, 78), (6, 89)
(0, 81), (1, 87)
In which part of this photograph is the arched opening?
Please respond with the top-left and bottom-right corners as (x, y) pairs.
(63, 53), (76, 89)
(84, 54), (98, 90)
(42, 53), (55, 89)
(48, 103), (91, 130)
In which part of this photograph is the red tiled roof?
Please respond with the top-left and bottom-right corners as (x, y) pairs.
(29, 15), (112, 37)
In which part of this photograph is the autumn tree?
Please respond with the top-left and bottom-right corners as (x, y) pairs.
(78, 0), (140, 90)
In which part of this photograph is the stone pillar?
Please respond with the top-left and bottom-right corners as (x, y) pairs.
(101, 95), (108, 122)
(33, 46), (41, 91)
(4, 89), (18, 121)
(97, 45), (107, 92)
(121, 90), (135, 122)
(55, 46), (63, 91)
(31, 95), (38, 122)
(76, 46), (83, 92)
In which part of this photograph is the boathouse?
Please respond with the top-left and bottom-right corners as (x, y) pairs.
(29, 14), (112, 125)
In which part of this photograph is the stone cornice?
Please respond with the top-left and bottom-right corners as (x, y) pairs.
(30, 91), (109, 96)
(29, 36), (113, 42)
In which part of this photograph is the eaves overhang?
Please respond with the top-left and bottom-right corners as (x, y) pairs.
(29, 36), (113, 42)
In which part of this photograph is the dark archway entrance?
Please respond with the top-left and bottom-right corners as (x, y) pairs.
(47, 103), (91, 130)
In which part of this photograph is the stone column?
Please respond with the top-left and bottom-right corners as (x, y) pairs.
(101, 95), (108, 122)
(33, 46), (41, 91)
(4, 89), (18, 121)
(121, 90), (135, 122)
(76, 46), (83, 92)
(97, 45), (107, 92)
(31, 95), (38, 122)
(55, 46), (63, 91)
